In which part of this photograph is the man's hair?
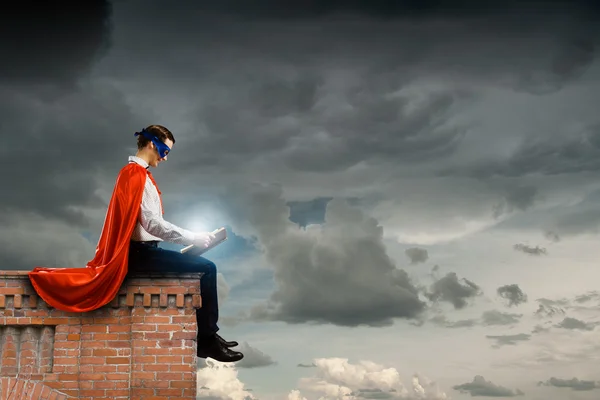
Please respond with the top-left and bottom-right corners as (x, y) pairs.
(136, 124), (175, 150)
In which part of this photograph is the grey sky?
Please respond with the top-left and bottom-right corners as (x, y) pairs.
(3, 1), (600, 399)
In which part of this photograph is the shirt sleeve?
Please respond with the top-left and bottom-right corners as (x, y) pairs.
(138, 176), (196, 245)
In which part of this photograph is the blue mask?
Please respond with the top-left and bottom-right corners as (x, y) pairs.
(134, 130), (171, 158)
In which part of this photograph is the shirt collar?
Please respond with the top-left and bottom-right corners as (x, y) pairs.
(128, 155), (149, 169)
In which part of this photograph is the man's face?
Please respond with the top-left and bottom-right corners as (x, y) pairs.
(150, 138), (173, 167)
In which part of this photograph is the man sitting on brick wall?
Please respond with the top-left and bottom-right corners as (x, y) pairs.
(29, 124), (243, 363)
(127, 125), (243, 363)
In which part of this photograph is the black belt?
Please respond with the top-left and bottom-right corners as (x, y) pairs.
(131, 240), (159, 248)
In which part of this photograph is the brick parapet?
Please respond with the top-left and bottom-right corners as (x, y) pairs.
(0, 270), (201, 400)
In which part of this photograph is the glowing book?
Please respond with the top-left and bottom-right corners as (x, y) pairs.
(180, 227), (227, 255)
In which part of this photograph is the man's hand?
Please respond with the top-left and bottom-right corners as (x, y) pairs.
(193, 231), (216, 248)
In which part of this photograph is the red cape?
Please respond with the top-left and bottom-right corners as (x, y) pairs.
(29, 163), (147, 312)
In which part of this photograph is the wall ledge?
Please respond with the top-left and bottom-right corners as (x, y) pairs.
(0, 269), (201, 400)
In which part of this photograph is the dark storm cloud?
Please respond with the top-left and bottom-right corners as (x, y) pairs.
(152, 0), (600, 20)
(514, 37), (596, 95)
(0, 88), (146, 227)
(574, 291), (600, 303)
(544, 230), (561, 243)
(446, 123), (600, 178)
(4, 0), (600, 276)
(405, 247), (429, 265)
(485, 333), (531, 348)
(538, 377), (600, 391)
(481, 310), (522, 326)
(430, 310), (521, 328)
(493, 185), (538, 218)
(430, 315), (477, 329)
(555, 317), (596, 331)
(181, 80), (470, 174)
(534, 303), (566, 319)
(297, 363), (316, 368)
(104, 0), (600, 183)
(234, 343), (276, 369)
(0, 0), (121, 226)
(453, 376), (524, 397)
(216, 183), (426, 327)
(0, 0), (148, 270)
(287, 197), (331, 227)
(425, 272), (482, 309)
(279, 90), (469, 173)
(513, 244), (547, 256)
(1, 0), (112, 87)
(497, 284), (528, 307)
(540, 189), (600, 238)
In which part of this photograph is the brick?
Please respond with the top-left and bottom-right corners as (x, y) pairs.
(105, 373), (129, 380)
(93, 348), (118, 357)
(106, 357), (130, 364)
(54, 357), (78, 365)
(80, 373), (106, 380)
(58, 373), (80, 381)
(159, 293), (168, 307)
(143, 364), (170, 372)
(79, 389), (107, 397)
(172, 331), (196, 340)
(82, 325), (107, 333)
(144, 332), (171, 340)
(108, 325), (130, 333)
(143, 348), (171, 356)
(171, 380), (193, 388)
(140, 287), (162, 294)
(0, 288), (25, 295)
(92, 317), (120, 324)
(141, 379), (170, 388)
(132, 324), (157, 332)
(107, 340), (130, 348)
(92, 365), (118, 373)
(134, 355), (156, 363)
(44, 317), (71, 324)
(93, 333), (119, 340)
(93, 380), (117, 389)
(158, 339), (183, 348)
(81, 341), (106, 348)
(157, 388), (184, 396)
(13, 294), (22, 308)
(156, 356), (183, 364)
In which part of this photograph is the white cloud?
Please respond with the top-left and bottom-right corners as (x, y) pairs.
(196, 359), (255, 400)
(288, 390), (307, 400)
(292, 358), (448, 400)
(196, 357), (447, 400)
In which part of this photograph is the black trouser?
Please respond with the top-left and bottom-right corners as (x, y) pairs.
(127, 241), (219, 337)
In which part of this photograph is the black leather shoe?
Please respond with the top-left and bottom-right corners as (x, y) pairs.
(197, 337), (244, 362)
(216, 333), (238, 348)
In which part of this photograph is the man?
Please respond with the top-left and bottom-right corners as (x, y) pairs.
(29, 125), (243, 363)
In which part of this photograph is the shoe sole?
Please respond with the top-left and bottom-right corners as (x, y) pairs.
(197, 354), (244, 362)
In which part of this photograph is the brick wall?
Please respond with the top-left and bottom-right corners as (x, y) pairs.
(0, 271), (202, 400)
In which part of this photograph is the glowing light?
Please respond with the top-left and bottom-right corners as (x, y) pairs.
(184, 205), (226, 233)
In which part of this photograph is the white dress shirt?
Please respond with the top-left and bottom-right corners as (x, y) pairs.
(128, 156), (196, 245)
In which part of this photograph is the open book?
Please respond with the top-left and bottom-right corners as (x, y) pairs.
(180, 227), (228, 255)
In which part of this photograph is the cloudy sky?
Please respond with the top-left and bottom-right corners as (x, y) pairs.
(4, 0), (600, 399)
